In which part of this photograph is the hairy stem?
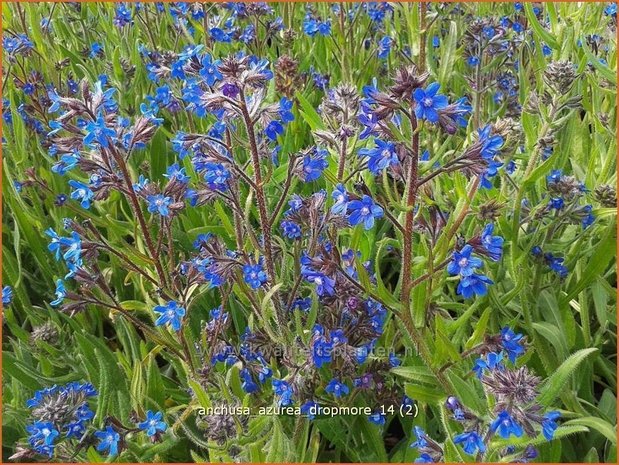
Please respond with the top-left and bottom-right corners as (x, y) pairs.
(238, 88), (277, 285)
(109, 146), (168, 289)
(337, 136), (348, 181)
(400, 110), (420, 315)
(237, 87), (283, 323)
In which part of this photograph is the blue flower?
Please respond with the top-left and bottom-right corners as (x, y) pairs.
(26, 421), (59, 447)
(265, 120), (284, 141)
(52, 151), (80, 175)
(542, 411), (561, 440)
(478, 125), (504, 160)
(369, 411), (386, 425)
(359, 139), (399, 175)
(83, 116), (115, 148)
(95, 426), (120, 457)
(239, 24), (256, 44)
(240, 368), (259, 393)
(301, 400), (319, 420)
(545, 253), (568, 278)
(202, 163), (230, 190)
(68, 180), (94, 209)
(331, 184), (349, 214)
(153, 301), (186, 331)
(481, 223), (503, 261)
(146, 194), (172, 216)
(457, 273), (493, 298)
(138, 411), (167, 437)
(348, 195), (383, 230)
(291, 297), (312, 312)
(310, 67), (329, 90)
(605, 3), (617, 16)
(280, 220), (302, 239)
(454, 431), (485, 455)
(301, 148), (328, 181)
(257, 363), (272, 383)
(413, 83), (449, 123)
(490, 411), (524, 439)
(325, 378), (349, 397)
(65, 421), (86, 439)
(76, 403), (94, 421)
(210, 27), (231, 43)
(359, 106), (378, 139)
(472, 351), (504, 378)
(447, 245), (482, 277)
(164, 163), (190, 184)
(312, 337), (333, 368)
(199, 54), (223, 86)
(304, 271), (336, 296)
(50, 230), (82, 264)
(279, 97), (294, 123)
(3, 34), (33, 57)
(133, 175), (150, 192)
(549, 197), (564, 210)
(445, 396), (465, 421)
(303, 17), (319, 36)
(50, 279), (66, 306)
(89, 42), (104, 58)
(243, 263), (267, 289)
(113, 3), (132, 27)
(500, 327), (526, 362)
(410, 426), (428, 448)
(581, 205), (595, 229)
(377, 36), (392, 59)
(272, 379), (294, 406)
(415, 453), (435, 463)
(389, 352), (401, 367)
(2, 285), (13, 306)
(317, 21), (331, 35)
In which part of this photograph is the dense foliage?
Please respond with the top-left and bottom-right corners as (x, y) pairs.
(2, 2), (617, 463)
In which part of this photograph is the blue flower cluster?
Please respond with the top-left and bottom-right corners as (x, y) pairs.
(447, 244), (493, 299)
(446, 223), (504, 299)
(531, 246), (569, 279)
(45, 225), (84, 307)
(154, 301), (186, 331)
(449, 328), (559, 458)
(25, 382), (97, 458)
(328, 184), (384, 231)
(3, 33), (34, 58)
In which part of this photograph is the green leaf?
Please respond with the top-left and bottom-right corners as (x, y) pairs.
(581, 42), (617, 84)
(563, 417), (617, 445)
(524, 3), (559, 49)
(405, 383), (446, 404)
(538, 348), (598, 406)
(438, 21), (458, 87)
(392, 366), (438, 385)
(295, 91), (324, 131)
(149, 129), (169, 181)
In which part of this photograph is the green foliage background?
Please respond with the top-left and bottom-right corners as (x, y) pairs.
(1, 2), (617, 463)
